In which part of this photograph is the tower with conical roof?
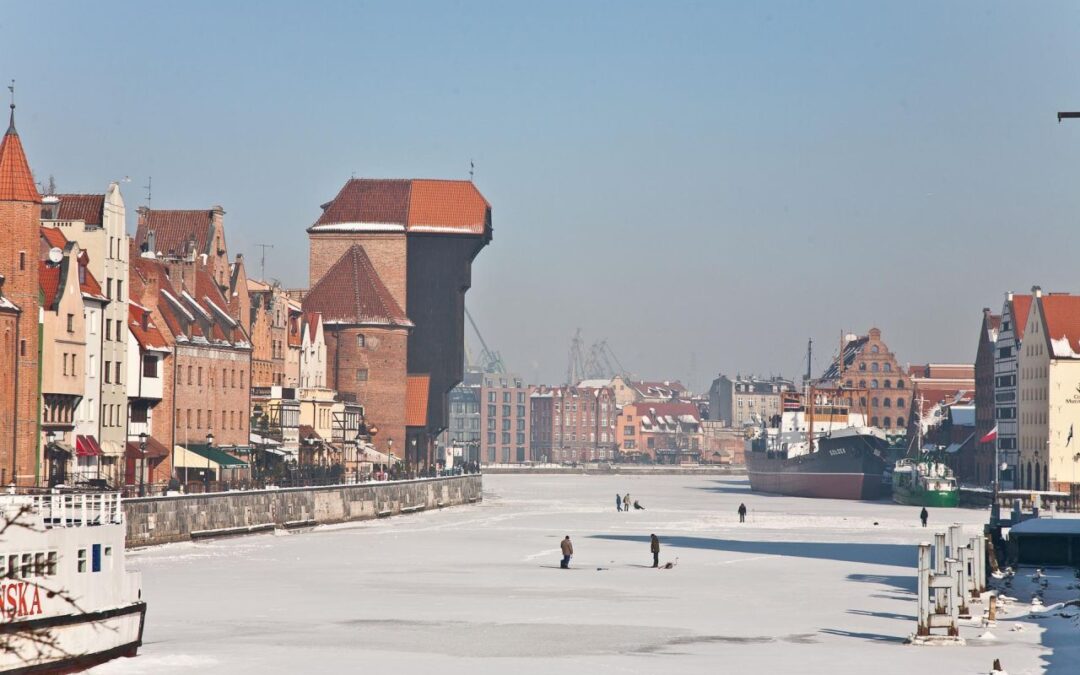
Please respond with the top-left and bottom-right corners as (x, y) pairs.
(0, 98), (43, 485)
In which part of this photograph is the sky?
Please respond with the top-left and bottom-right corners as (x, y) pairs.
(3, 1), (1080, 390)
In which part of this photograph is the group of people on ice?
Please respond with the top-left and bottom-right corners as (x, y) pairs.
(616, 493), (645, 511)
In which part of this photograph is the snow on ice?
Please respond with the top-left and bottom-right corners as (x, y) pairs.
(93, 475), (1079, 674)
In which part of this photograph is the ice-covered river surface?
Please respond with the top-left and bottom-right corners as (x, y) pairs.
(96, 474), (1073, 674)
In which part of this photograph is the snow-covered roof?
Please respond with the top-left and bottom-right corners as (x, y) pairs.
(948, 405), (976, 427)
(1010, 517), (1080, 536)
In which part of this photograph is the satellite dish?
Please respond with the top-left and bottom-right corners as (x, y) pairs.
(48, 247), (63, 264)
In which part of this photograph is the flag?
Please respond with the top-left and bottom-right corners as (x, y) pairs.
(979, 425), (997, 444)
(1068, 424), (1074, 447)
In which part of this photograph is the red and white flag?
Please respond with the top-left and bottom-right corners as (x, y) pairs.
(979, 425), (998, 444)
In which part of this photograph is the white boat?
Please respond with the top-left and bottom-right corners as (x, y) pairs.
(0, 491), (145, 672)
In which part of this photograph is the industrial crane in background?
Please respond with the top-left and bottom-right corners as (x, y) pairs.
(464, 307), (506, 374)
(566, 329), (628, 385)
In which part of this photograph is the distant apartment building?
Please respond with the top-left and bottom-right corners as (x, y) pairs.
(611, 376), (687, 407)
(993, 292), (1032, 490)
(443, 370), (481, 462)
(531, 384), (616, 463)
(530, 388), (554, 462)
(708, 374), (795, 427)
(480, 372), (530, 464)
(616, 401), (703, 464)
(972, 308), (1001, 487)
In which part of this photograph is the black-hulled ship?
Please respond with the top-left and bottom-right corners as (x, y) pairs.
(745, 391), (894, 500)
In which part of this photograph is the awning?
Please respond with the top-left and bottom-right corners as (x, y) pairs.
(100, 440), (125, 457)
(76, 435), (103, 457)
(172, 444), (249, 470)
(259, 446), (289, 457)
(249, 433), (281, 447)
(48, 442), (74, 459)
(125, 437), (170, 460)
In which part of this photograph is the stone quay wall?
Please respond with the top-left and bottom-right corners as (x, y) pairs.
(123, 475), (482, 548)
(482, 465), (747, 476)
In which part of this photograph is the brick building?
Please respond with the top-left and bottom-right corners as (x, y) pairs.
(247, 278), (292, 387)
(616, 401), (703, 464)
(307, 178), (492, 464)
(131, 255), (252, 463)
(820, 328), (911, 433)
(301, 245), (412, 462)
(0, 108), (43, 486)
(972, 308), (1001, 487)
(135, 206), (231, 294)
(708, 374), (795, 428)
(530, 385), (616, 463)
(125, 299), (173, 486)
(611, 376), (688, 407)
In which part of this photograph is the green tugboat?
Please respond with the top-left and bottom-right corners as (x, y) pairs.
(891, 457), (959, 507)
(891, 395), (959, 507)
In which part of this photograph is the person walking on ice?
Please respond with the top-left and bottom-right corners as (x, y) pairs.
(560, 536), (574, 569)
(738, 503), (747, 523)
(920, 507), (928, 528)
(623, 493), (631, 512)
(650, 534), (660, 568)
(616, 494), (622, 512)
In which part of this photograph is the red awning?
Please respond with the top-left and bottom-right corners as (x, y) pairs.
(125, 437), (170, 460)
(76, 435), (103, 457)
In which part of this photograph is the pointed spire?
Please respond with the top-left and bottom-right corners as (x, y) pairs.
(0, 83), (41, 203)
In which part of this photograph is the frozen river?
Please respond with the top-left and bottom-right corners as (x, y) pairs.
(96, 474), (1070, 674)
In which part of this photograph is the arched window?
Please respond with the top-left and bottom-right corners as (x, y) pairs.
(884, 363), (892, 372)
(871, 416), (879, 427)
(1035, 462), (1042, 491)
(845, 380), (853, 388)
(883, 380), (891, 389)
(860, 397), (867, 407)
(859, 380), (866, 388)
(871, 345), (880, 354)
(897, 380), (905, 389)
(871, 362), (879, 372)
(896, 416), (905, 428)
(883, 417), (891, 428)
(859, 363), (866, 371)
(871, 397), (879, 407)
(883, 398), (891, 408)
(897, 398), (905, 408)
(871, 379), (879, 389)
(356, 334), (366, 348)
(1026, 463), (1032, 489)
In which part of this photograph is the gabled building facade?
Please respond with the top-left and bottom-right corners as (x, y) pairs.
(821, 328), (911, 433)
(972, 308), (1001, 487)
(993, 292), (1032, 490)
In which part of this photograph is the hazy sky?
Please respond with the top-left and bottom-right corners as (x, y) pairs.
(4, 1), (1080, 389)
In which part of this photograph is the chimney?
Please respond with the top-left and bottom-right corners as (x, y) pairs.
(1032, 285), (1043, 298)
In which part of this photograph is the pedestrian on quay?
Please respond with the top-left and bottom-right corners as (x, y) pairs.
(616, 493), (623, 512)
(920, 507), (928, 528)
(650, 534), (660, 568)
(623, 493), (631, 512)
(738, 503), (747, 523)
(560, 536), (574, 569)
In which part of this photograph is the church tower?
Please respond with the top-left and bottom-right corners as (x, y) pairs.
(0, 99), (43, 485)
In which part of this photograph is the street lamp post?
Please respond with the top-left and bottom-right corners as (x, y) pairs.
(205, 432), (215, 493)
(138, 431), (148, 497)
(45, 431), (56, 487)
(387, 438), (394, 479)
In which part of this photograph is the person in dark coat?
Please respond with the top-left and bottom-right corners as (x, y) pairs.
(650, 534), (660, 568)
(560, 536), (574, 569)
(738, 503), (747, 523)
(920, 507), (928, 528)
(633, 500), (645, 510)
(616, 493), (623, 512)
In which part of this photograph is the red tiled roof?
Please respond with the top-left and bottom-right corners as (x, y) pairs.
(633, 401), (701, 419)
(79, 263), (105, 300)
(134, 209), (214, 258)
(40, 226), (67, 249)
(301, 245), (412, 327)
(0, 117), (41, 203)
(1011, 294), (1033, 341)
(55, 194), (104, 224)
(303, 312), (321, 341)
(125, 438), (170, 459)
(39, 261), (60, 309)
(298, 425), (323, 441)
(310, 179), (489, 235)
(1039, 294), (1080, 358)
(405, 375), (430, 427)
(128, 304), (170, 351)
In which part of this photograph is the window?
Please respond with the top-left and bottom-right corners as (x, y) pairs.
(66, 313), (74, 333)
(998, 347), (1012, 358)
(896, 417), (905, 428)
(884, 363), (892, 372)
(115, 361), (121, 384)
(624, 425), (635, 436)
(502, 405), (511, 417)
(140, 355), (157, 378)
(883, 417), (892, 428)
(871, 362), (879, 372)
(859, 363), (866, 371)
(871, 397), (879, 407)
(105, 320), (112, 340)
(897, 398), (905, 408)
(187, 365), (193, 384)
(197, 409), (203, 428)
(131, 405), (148, 423)
(870, 379), (879, 389)
(46, 552), (57, 576)
(19, 339), (25, 357)
(883, 398), (891, 408)
(106, 278), (113, 299)
(871, 416), (879, 427)
(356, 369), (368, 381)
(859, 380), (866, 388)
(104, 361), (111, 383)
(176, 409), (181, 428)
(883, 380), (891, 389)
(186, 409), (192, 428)
(897, 380), (905, 389)
(77, 548), (87, 573)
(117, 280), (123, 300)
(356, 334), (366, 348)
(20, 553), (31, 578)
(18, 251), (25, 271)
(871, 345), (880, 353)
(197, 367), (202, 385)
